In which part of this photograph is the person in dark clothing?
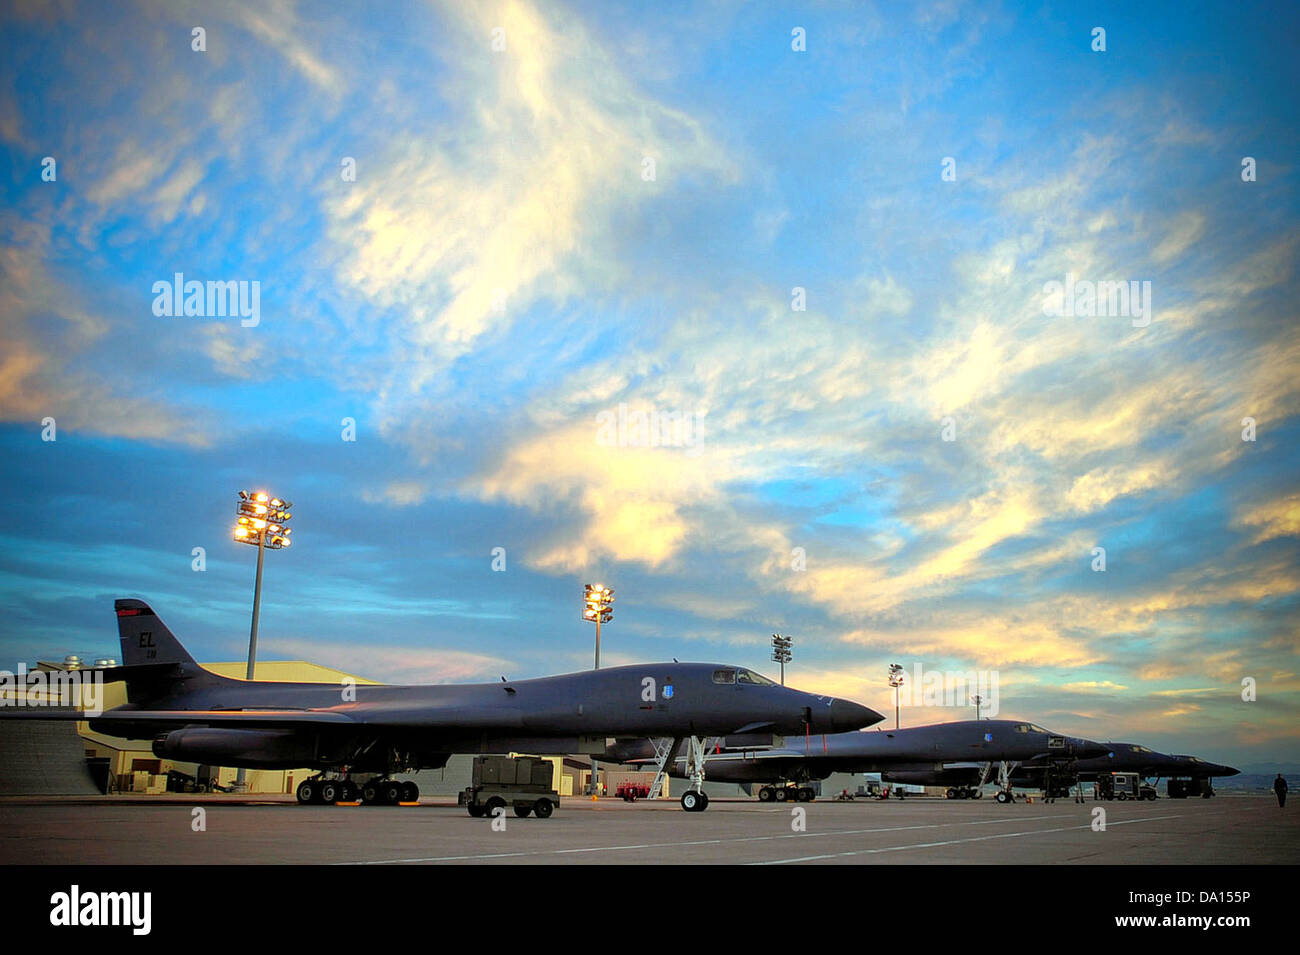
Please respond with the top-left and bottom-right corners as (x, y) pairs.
(1275, 774), (1288, 808)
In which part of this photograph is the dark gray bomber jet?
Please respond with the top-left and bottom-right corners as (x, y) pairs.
(1, 599), (881, 811)
(1167, 754), (1240, 779)
(884, 742), (1240, 799)
(605, 718), (1107, 802)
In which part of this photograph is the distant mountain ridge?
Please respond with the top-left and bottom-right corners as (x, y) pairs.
(1213, 773), (1297, 792)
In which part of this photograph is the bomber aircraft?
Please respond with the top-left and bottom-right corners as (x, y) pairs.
(0, 599), (881, 811)
(883, 742), (1240, 799)
(605, 718), (1108, 803)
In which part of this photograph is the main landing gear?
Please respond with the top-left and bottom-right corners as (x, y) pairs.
(295, 775), (419, 806)
(945, 787), (983, 800)
(758, 785), (815, 802)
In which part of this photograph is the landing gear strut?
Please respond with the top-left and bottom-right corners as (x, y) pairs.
(679, 736), (711, 812)
(994, 760), (1019, 804)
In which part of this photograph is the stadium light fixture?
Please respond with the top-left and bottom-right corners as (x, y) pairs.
(771, 633), (793, 686)
(888, 663), (905, 729)
(582, 583), (614, 795)
(232, 489), (294, 791)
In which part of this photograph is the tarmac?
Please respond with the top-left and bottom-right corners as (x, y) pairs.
(1, 793), (1295, 865)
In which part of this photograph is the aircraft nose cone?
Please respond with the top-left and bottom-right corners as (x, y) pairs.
(1220, 765), (1240, 777)
(830, 699), (884, 732)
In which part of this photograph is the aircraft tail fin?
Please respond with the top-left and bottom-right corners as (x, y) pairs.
(115, 599), (200, 668)
(114, 598), (226, 701)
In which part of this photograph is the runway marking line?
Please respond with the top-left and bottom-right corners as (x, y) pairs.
(336, 807), (1236, 865)
(753, 813), (1189, 864)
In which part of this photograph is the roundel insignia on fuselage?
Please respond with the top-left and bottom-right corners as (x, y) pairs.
(984, 733), (993, 742)
(663, 684), (674, 699)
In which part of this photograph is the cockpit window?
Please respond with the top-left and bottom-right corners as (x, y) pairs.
(712, 669), (736, 684)
(1014, 724), (1030, 733)
(1132, 745), (1151, 753)
(736, 668), (777, 686)
(1027, 724), (1049, 734)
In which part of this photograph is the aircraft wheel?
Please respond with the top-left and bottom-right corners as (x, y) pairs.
(680, 791), (702, 812)
(339, 781), (357, 802)
(533, 799), (554, 818)
(972, 789), (983, 799)
(798, 787), (814, 802)
(946, 787), (955, 799)
(401, 781), (419, 803)
(774, 788), (789, 802)
(319, 780), (340, 804)
(381, 781), (403, 805)
(296, 780), (317, 805)
(995, 790), (1011, 804)
(514, 805), (532, 817)
(758, 787), (775, 802)
(361, 782), (380, 805)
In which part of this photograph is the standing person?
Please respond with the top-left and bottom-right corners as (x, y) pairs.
(1275, 774), (1288, 808)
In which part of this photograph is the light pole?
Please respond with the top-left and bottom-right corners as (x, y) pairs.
(971, 694), (984, 721)
(771, 633), (793, 685)
(582, 583), (613, 795)
(232, 490), (292, 790)
(888, 663), (905, 730)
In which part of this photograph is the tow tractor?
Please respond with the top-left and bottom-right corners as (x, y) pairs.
(460, 755), (560, 819)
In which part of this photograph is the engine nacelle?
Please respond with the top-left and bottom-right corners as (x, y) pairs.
(152, 727), (322, 768)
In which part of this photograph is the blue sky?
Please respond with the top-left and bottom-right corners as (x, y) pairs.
(1, 0), (1297, 768)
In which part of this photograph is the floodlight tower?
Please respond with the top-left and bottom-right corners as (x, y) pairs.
(233, 490), (293, 790)
(582, 583), (613, 795)
(770, 633), (793, 685)
(888, 663), (905, 729)
(582, 583), (614, 669)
